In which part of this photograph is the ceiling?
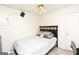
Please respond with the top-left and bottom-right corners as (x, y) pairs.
(1, 4), (72, 15)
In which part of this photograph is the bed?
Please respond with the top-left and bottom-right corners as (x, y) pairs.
(13, 26), (58, 55)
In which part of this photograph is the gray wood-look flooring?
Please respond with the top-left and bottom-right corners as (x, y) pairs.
(9, 47), (74, 55)
(48, 47), (74, 55)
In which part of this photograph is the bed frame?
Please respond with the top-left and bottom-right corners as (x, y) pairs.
(40, 26), (58, 55)
(14, 26), (58, 55)
(40, 26), (58, 46)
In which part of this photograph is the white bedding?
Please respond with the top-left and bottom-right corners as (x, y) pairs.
(13, 36), (57, 55)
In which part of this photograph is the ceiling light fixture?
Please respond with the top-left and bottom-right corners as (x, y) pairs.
(36, 4), (46, 15)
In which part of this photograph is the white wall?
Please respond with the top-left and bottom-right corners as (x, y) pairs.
(1, 4), (79, 52)
(40, 5), (79, 50)
(0, 5), (40, 52)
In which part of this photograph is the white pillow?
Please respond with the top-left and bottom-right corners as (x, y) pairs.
(40, 34), (44, 38)
(37, 31), (54, 38)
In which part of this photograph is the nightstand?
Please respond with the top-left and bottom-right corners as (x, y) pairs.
(77, 48), (79, 55)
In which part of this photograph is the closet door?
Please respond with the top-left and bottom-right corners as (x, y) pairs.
(58, 12), (79, 50)
(65, 12), (79, 49)
(68, 13), (79, 48)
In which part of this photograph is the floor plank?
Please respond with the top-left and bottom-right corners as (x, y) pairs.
(48, 47), (74, 55)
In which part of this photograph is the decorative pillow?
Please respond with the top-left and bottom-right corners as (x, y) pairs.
(37, 31), (52, 35)
(43, 33), (54, 39)
(40, 34), (44, 38)
(37, 32), (44, 37)
(37, 31), (54, 38)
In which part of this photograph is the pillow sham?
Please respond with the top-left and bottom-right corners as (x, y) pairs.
(37, 31), (44, 37)
(37, 31), (52, 35)
(37, 31), (54, 39)
(43, 33), (54, 39)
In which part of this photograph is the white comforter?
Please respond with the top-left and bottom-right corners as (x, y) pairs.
(14, 36), (57, 55)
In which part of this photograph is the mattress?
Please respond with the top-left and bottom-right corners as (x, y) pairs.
(13, 36), (57, 55)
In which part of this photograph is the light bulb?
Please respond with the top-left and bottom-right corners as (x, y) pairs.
(41, 8), (44, 12)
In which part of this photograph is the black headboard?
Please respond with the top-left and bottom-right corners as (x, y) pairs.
(40, 26), (58, 39)
(40, 26), (58, 47)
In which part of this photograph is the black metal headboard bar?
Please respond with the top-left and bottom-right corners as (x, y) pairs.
(40, 26), (58, 39)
